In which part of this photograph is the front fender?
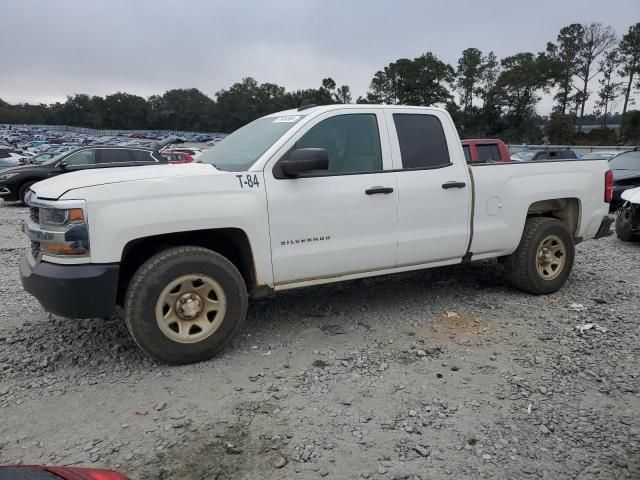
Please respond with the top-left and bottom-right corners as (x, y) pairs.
(60, 172), (273, 286)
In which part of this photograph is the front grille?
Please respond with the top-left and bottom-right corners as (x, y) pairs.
(28, 207), (41, 261)
(29, 207), (39, 223)
(30, 240), (41, 260)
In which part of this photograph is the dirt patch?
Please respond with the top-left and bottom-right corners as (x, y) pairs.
(415, 310), (501, 346)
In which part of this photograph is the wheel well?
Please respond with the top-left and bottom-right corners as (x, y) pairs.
(117, 228), (256, 305)
(18, 179), (38, 193)
(526, 198), (581, 238)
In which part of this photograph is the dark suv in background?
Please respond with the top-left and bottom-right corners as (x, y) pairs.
(608, 148), (640, 211)
(0, 146), (166, 205)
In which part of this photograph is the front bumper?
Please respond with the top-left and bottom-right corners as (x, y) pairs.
(594, 215), (614, 239)
(20, 256), (120, 318)
(618, 202), (640, 234)
(611, 185), (640, 211)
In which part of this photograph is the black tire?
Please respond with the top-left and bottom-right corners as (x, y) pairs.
(615, 208), (639, 242)
(124, 246), (248, 364)
(18, 181), (36, 206)
(503, 217), (575, 295)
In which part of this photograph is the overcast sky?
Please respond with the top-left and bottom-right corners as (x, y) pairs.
(1, 0), (638, 115)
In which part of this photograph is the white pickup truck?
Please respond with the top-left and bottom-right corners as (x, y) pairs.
(20, 105), (614, 364)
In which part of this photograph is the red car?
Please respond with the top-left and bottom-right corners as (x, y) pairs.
(461, 139), (511, 163)
(160, 151), (194, 164)
(0, 465), (127, 479)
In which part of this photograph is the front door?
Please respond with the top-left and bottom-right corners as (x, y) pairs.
(264, 109), (398, 285)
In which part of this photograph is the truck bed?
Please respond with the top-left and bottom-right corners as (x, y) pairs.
(468, 159), (610, 259)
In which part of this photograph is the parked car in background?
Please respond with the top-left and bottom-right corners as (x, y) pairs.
(580, 151), (620, 160)
(27, 143), (51, 153)
(30, 152), (60, 164)
(615, 186), (640, 242)
(0, 146), (167, 205)
(160, 150), (194, 163)
(164, 147), (203, 161)
(511, 149), (578, 161)
(0, 160), (18, 171)
(608, 148), (640, 211)
(0, 148), (31, 166)
(461, 139), (510, 163)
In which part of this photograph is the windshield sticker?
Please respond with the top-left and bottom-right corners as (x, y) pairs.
(273, 116), (301, 123)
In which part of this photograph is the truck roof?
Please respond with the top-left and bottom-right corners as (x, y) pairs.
(263, 104), (448, 118)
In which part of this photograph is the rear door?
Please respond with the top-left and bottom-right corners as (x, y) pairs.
(384, 109), (471, 266)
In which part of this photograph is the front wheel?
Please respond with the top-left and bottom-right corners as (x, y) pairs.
(503, 217), (575, 295)
(124, 246), (248, 364)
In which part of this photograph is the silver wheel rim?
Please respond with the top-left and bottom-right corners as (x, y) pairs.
(155, 274), (227, 344)
(536, 235), (566, 281)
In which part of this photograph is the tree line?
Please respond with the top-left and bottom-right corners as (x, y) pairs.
(1, 22), (639, 143)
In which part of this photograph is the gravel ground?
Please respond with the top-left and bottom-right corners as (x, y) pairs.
(0, 200), (638, 480)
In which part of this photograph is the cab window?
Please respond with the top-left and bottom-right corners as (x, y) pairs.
(393, 114), (450, 169)
(295, 114), (382, 174)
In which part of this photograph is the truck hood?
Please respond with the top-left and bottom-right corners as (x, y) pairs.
(31, 163), (218, 200)
(621, 186), (640, 204)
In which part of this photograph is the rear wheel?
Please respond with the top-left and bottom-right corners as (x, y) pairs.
(18, 181), (36, 206)
(124, 246), (248, 364)
(615, 207), (639, 242)
(504, 217), (574, 295)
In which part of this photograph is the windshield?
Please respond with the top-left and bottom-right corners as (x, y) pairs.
(198, 115), (303, 171)
(512, 151), (535, 161)
(609, 151), (640, 170)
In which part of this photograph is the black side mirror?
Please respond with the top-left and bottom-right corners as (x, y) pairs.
(58, 161), (69, 170)
(280, 148), (329, 177)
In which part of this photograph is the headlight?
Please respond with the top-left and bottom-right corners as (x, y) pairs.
(0, 173), (20, 181)
(39, 207), (85, 227)
(24, 205), (90, 258)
